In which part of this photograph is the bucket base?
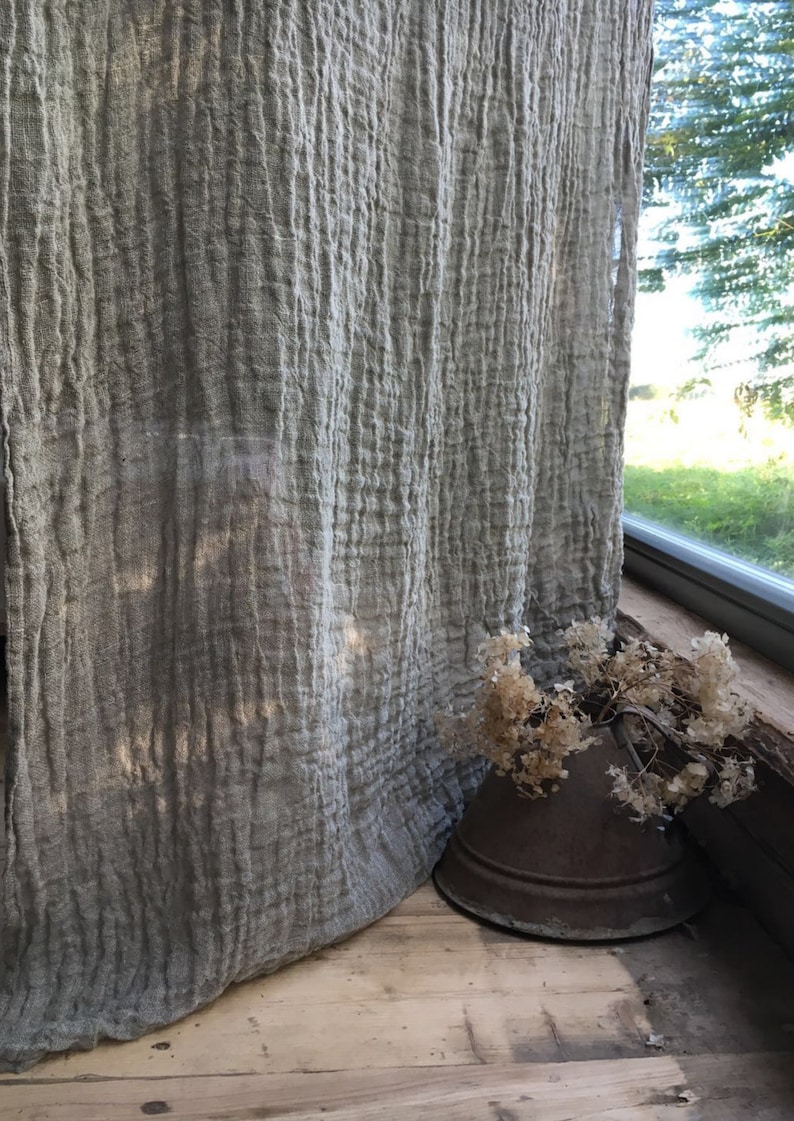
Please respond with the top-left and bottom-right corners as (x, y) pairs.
(433, 834), (710, 941)
(433, 729), (711, 941)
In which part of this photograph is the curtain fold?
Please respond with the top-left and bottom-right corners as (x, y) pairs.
(0, 0), (652, 1069)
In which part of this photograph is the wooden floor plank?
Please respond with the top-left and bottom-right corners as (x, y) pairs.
(382, 882), (453, 917)
(3, 1053), (793, 1121)
(2, 990), (656, 1080)
(250, 944), (637, 1002)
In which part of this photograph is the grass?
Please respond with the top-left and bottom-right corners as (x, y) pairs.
(624, 394), (794, 579)
(623, 460), (794, 575)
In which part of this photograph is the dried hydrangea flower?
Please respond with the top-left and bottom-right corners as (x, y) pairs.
(607, 639), (678, 708)
(662, 761), (709, 810)
(709, 756), (757, 808)
(683, 632), (751, 748)
(563, 617), (614, 687)
(607, 764), (668, 823)
(437, 619), (756, 819)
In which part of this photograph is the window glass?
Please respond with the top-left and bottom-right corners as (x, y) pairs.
(625, 0), (794, 580)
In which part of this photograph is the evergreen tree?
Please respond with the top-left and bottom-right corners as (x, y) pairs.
(641, 0), (794, 420)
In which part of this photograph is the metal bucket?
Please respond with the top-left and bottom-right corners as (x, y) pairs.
(434, 725), (710, 940)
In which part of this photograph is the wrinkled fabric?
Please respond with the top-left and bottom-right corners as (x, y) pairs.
(0, 0), (652, 1069)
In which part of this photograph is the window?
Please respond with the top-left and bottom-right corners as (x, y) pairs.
(623, 0), (794, 669)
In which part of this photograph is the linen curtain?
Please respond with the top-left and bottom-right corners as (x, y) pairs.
(0, 0), (653, 1069)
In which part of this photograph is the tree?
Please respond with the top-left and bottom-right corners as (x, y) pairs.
(641, 0), (794, 421)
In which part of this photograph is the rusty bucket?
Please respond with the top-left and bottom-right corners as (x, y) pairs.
(434, 726), (710, 940)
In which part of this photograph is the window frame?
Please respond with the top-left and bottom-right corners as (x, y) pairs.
(621, 513), (794, 673)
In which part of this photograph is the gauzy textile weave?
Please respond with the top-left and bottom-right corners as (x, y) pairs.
(0, 0), (652, 1068)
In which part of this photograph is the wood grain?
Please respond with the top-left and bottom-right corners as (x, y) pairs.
(3, 1052), (794, 1121)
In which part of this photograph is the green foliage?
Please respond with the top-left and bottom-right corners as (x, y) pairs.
(661, 376), (713, 422)
(754, 373), (794, 421)
(642, 0), (794, 421)
(673, 376), (712, 400)
(623, 459), (794, 576)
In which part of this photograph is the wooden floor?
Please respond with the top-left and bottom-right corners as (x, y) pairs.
(3, 585), (794, 1119)
(3, 881), (794, 1120)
